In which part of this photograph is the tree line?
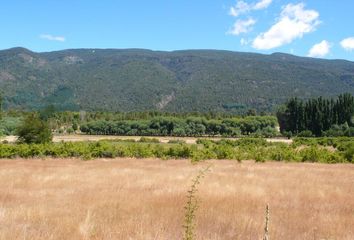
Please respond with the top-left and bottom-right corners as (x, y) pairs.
(277, 93), (354, 137)
(80, 116), (278, 137)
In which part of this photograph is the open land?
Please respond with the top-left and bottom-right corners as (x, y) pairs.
(0, 158), (353, 240)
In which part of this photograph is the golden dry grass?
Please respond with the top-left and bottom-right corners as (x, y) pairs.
(0, 158), (353, 240)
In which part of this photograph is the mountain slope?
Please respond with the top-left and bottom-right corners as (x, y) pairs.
(0, 47), (354, 112)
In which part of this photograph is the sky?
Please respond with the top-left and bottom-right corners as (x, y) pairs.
(1, 0), (354, 60)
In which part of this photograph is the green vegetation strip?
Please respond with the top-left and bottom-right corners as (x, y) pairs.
(0, 138), (352, 163)
(80, 116), (278, 137)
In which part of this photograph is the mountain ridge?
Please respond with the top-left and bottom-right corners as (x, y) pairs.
(1, 47), (354, 112)
(5, 47), (354, 62)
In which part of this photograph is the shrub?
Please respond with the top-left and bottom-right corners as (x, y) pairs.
(297, 130), (314, 137)
(300, 147), (323, 162)
(66, 127), (74, 134)
(196, 139), (213, 148)
(341, 142), (354, 162)
(0, 116), (22, 135)
(0, 137), (351, 164)
(292, 137), (317, 146)
(344, 127), (354, 137)
(72, 122), (78, 131)
(269, 146), (298, 162)
(213, 145), (235, 159)
(298, 146), (345, 163)
(16, 114), (52, 144)
(168, 139), (186, 144)
(283, 131), (293, 139)
(260, 126), (278, 138)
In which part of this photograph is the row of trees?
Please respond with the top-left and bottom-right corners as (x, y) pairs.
(25, 107), (266, 134)
(48, 110), (260, 126)
(277, 93), (354, 136)
(80, 116), (278, 137)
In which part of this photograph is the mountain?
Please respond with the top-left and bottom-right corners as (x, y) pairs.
(1, 47), (354, 112)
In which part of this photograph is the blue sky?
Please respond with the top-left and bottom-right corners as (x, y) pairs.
(1, 0), (354, 60)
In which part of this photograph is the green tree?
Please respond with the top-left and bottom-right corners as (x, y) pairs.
(39, 105), (56, 121)
(246, 109), (257, 116)
(278, 94), (354, 137)
(16, 114), (52, 144)
(72, 122), (78, 131)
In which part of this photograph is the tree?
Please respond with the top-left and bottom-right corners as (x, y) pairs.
(246, 109), (257, 116)
(72, 122), (78, 131)
(16, 114), (52, 144)
(39, 105), (56, 121)
(277, 94), (354, 137)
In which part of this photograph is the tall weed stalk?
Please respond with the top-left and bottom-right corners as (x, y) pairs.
(183, 165), (211, 240)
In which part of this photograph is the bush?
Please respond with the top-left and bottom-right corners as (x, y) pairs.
(283, 131), (293, 139)
(168, 139), (186, 144)
(260, 126), (278, 138)
(300, 147), (323, 162)
(16, 114), (52, 144)
(72, 122), (78, 131)
(269, 146), (298, 162)
(344, 127), (354, 137)
(66, 127), (74, 134)
(298, 146), (345, 163)
(213, 145), (235, 159)
(297, 130), (314, 137)
(0, 116), (22, 135)
(341, 142), (354, 162)
(293, 137), (317, 146)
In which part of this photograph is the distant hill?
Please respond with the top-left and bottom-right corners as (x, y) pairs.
(1, 47), (354, 112)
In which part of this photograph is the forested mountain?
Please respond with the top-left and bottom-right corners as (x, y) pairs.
(1, 47), (354, 112)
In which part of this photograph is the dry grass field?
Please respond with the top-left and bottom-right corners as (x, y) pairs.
(0, 158), (353, 240)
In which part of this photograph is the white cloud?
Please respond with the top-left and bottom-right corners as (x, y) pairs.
(340, 37), (354, 51)
(240, 38), (249, 46)
(40, 34), (66, 42)
(307, 40), (331, 58)
(252, 3), (320, 50)
(228, 18), (256, 35)
(229, 1), (250, 17)
(254, 0), (273, 10)
(229, 0), (272, 17)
